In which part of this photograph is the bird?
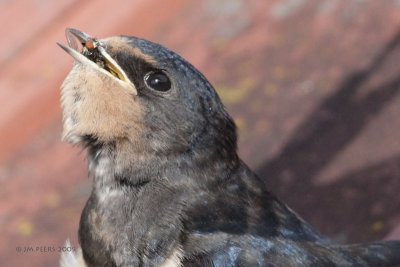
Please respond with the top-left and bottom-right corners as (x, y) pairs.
(57, 28), (400, 267)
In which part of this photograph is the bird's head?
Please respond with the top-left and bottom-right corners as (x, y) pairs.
(59, 29), (237, 159)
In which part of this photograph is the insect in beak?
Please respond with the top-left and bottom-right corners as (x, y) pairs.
(58, 28), (137, 95)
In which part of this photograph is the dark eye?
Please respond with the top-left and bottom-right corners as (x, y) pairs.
(144, 71), (171, 92)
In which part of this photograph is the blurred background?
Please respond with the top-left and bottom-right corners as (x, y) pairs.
(1, 0), (400, 266)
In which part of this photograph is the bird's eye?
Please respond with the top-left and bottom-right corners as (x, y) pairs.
(144, 71), (171, 92)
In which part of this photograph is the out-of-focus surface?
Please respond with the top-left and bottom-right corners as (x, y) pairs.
(1, 0), (400, 266)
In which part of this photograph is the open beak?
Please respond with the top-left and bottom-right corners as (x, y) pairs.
(58, 28), (137, 95)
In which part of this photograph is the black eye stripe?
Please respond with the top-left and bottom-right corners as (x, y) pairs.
(144, 71), (171, 92)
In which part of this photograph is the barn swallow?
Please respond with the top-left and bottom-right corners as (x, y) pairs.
(58, 28), (400, 267)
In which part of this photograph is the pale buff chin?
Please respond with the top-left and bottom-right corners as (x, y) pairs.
(60, 62), (143, 144)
